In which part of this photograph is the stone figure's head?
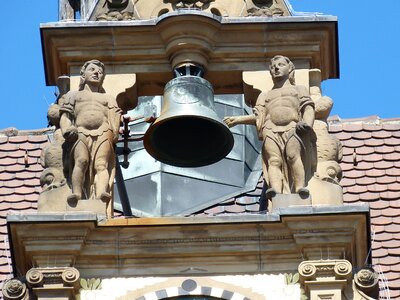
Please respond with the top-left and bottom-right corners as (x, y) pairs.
(269, 55), (295, 85)
(79, 59), (106, 92)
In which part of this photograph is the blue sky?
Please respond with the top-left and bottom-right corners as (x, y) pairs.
(0, 0), (399, 130)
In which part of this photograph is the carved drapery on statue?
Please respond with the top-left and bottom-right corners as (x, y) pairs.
(224, 56), (343, 208)
(224, 55), (317, 199)
(38, 60), (122, 217)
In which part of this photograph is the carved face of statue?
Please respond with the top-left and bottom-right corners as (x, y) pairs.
(82, 63), (105, 86)
(270, 56), (291, 80)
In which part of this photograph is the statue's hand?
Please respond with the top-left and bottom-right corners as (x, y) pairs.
(63, 126), (78, 142)
(296, 121), (312, 135)
(223, 116), (238, 128)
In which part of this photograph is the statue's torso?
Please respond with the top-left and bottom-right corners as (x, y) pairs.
(265, 86), (302, 126)
(73, 90), (111, 130)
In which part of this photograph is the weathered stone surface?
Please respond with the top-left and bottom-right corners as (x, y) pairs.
(224, 56), (317, 197)
(8, 206), (369, 278)
(38, 60), (122, 218)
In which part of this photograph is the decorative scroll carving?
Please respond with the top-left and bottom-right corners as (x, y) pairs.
(38, 60), (122, 217)
(299, 260), (353, 300)
(299, 260), (352, 281)
(26, 267), (80, 288)
(2, 279), (28, 300)
(96, 0), (135, 21)
(353, 268), (379, 300)
(164, 0), (215, 10)
(26, 267), (80, 300)
(224, 56), (317, 198)
(246, 0), (284, 17)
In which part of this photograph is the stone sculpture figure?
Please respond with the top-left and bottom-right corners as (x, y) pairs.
(224, 55), (316, 196)
(59, 60), (122, 204)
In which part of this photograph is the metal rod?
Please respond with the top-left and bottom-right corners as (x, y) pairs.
(115, 157), (133, 217)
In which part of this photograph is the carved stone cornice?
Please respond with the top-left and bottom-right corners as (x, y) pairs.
(8, 206), (369, 279)
(2, 279), (28, 300)
(41, 11), (338, 90)
(26, 267), (80, 300)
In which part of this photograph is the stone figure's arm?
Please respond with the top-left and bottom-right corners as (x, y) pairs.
(296, 86), (315, 133)
(59, 93), (78, 142)
(223, 115), (256, 128)
(302, 105), (315, 128)
(108, 97), (123, 142)
(223, 92), (266, 129)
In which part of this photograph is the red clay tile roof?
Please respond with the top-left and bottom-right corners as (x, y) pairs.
(0, 127), (51, 289)
(0, 116), (400, 298)
(196, 116), (400, 299)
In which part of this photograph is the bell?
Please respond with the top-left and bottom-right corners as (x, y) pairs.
(144, 75), (234, 167)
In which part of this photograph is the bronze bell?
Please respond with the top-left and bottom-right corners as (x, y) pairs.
(144, 75), (234, 167)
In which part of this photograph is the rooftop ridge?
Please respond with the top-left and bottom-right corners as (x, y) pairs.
(328, 115), (400, 125)
(0, 127), (54, 137)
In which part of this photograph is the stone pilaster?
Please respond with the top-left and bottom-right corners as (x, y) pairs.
(298, 260), (352, 300)
(26, 267), (80, 300)
(2, 278), (28, 300)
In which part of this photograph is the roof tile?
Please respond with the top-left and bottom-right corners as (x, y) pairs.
(355, 176), (376, 185)
(385, 137), (400, 146)
(385, 224), (400, 234)
(374, 161), (394, 169)
(28, 135), (49, 143)
(362, 153), (383, 163)
(352, 131), (372, 139)
(380, 191), (400, 201)
(342, 122), (363, 132)
(382, 123), (400, 131)
(7, 136), (29, 143)
(376, 176), (397, 185)
(365, 169), (386, 177)
(365, 139), (385, 147)
(342, 139), (365, 148)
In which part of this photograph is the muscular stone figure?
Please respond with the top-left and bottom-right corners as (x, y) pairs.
(224, 55), (316, 196)
(59, 60), (121, 204)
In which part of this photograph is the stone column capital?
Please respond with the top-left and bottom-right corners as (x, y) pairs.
(26, 267), (80, 300)
(2, 278), (28, 300)
(298, 260), (353, 300)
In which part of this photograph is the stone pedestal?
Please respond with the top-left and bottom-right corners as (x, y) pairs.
(271, 193), (312, 211)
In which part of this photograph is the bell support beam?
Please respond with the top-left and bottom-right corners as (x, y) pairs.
(41, 12), (338, 94)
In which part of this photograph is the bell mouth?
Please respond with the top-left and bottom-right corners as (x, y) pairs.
(144, 115), (234, 167)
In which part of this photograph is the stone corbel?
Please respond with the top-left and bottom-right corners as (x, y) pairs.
(298, 260), (353, 300)
(26, 267), (80, 300)
(2, 278), (28, 300)
(353, 268), (379, 300)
